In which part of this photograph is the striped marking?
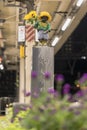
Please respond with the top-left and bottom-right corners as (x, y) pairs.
(25, 25), (35, 42)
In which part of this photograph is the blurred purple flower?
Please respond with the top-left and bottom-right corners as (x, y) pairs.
(82, 73), (87, 79)
(50, 109), (57, 115)
(54, 91), (59, 98)
(33, 92), (39, 98)
(48, 87), (57, 95)
(77, 90), (83, 97)
(55, 74), (64, 83)
(67, 94), (73, 102)
(31, 71), (37, 78)
(15, 108), (19, 114)
(21, 106), (27, 111)
(82, 87), (87, 94)
(79, 73), (87, 84)
(25, 92), (31, 97)
(44, 72), (51, 79)
(29, 104), (33, 109)
(63, 83), (70, 94)
(74, 110), (81, 115)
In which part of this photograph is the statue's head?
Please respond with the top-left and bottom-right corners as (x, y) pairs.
(39, 11), (52, 22)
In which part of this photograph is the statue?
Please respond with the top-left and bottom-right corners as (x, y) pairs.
(24, 11), (52, 46)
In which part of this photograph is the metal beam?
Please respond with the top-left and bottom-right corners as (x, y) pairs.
(54, 2), (87, 54)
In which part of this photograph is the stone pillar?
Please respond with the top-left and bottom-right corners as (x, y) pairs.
(19, 58), (25, 103)
(24, 23), (35, 103)
(31, 46), (54, 94)
(25, 41), (35, 103)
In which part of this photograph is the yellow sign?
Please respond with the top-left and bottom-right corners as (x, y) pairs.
(20, 45), (25, 58)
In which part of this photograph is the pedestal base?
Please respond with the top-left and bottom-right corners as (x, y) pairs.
(31, 46), (54, 94)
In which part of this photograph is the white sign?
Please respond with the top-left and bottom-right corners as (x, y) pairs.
(18, 26), (25, 42)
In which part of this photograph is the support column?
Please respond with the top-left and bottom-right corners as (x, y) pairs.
(19, 22), (35, 103)
(25, 41), (35, 103)
(25, 23), (35, 103)
(19, 58), (25, 103)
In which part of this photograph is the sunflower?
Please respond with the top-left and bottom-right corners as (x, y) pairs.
(27, 10), (37, 19)
(39, 11), (52, 22)
(24, 10), (37, 20)
(24, 14), (30, 20)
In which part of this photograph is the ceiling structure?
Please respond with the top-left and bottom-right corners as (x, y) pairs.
(55, 13), (87, 60)
(54, 13), (87, 80)
(0, 0), (87, 70)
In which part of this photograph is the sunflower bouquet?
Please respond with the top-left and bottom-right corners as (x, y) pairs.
(24, 10), (52, 24)
(24, 10), (52, 45)
(24, 10), (37, 24)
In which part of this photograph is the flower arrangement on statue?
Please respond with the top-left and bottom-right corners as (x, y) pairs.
(24, 10), (52, 45)
(24, 10), (37, 24)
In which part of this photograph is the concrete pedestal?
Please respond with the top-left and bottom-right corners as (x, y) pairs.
(31, 46), (54, 94)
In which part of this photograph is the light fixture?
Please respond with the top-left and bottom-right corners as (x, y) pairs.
(0, 63), (4, 70)
(51, 36), (60, 46)
(76, 0), (84, 7)
(81, 56), (86, 60)
(61, 18), (72, 31)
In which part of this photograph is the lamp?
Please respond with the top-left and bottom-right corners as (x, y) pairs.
(0, 63), (4, 70)
(51, 36), (60, 46)
(76, 0), (84, 7)
(61, 18), (72, 31)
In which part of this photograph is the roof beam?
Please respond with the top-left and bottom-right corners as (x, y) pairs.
(54, 2), (87, 54)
